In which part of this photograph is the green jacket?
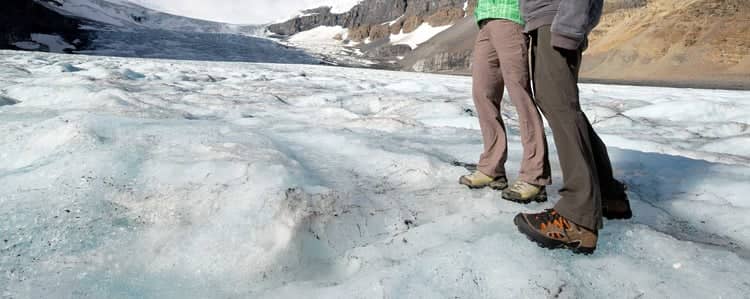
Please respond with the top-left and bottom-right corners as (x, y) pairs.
(474, 0), (524, 26)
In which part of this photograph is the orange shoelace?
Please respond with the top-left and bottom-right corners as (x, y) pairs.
(539, 210), (571, 230)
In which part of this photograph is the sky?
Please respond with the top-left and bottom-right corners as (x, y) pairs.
(127, 0), (357, 24)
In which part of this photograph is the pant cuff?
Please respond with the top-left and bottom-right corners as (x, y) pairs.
(553, 201), (600, 231)
(518, 175), (551, 186)
(477, 165), (505, 179)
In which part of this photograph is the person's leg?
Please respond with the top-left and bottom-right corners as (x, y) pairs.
(530, 25), (601, 231)
(512, 26), (600, 254)
(586, 114), (632, 219)
(486, 20), (551, 187)
(585, 115), (620, 197)
(472, 23), (508, 179)
(541, 31), (630, 217)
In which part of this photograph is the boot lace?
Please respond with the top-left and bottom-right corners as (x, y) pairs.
(538, 209), (571, 231)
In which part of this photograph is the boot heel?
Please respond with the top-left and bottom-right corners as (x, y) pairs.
(572, 246), (596, 255)
(489, 180), (509, 190)
(534, 188), (548, 203)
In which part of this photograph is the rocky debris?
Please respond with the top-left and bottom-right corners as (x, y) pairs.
(426, 7), (466, 26)
(347, 26), (371, 42)
(403, 0), (466, 18)
(343, 0), (409, 28)
(267, 7), (341, 36)
(368, 24), (392, 41)
(367, 44), (413, 59)
(411, 50), (473, 73)
(401, 15), (424, 34)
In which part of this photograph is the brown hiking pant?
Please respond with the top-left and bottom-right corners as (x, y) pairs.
(530, 26), (622, 230)
(472, 19), (551, 186)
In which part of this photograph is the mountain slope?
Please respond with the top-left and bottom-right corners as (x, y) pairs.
(273, 0), (750, 89)
(581, 0), (750, 88)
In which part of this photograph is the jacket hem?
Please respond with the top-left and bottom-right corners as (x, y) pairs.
(550, 32), (582, 50)
(523, 14), (555, 32)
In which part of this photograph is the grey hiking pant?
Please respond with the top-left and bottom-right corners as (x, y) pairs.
(530, 25), (622, 230)
(472, 19), (551, 186)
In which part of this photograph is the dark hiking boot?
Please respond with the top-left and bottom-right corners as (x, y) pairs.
(514, 209), (597, 255)
(502, 181), (547, 204)
(459, 171), (508, 190)
(603, 180), (633, 220)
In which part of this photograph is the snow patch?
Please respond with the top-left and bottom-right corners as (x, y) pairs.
(33, 34), (75, 52)
(12, 41), (41, 51)
(288, 26), (347, 44)
(12, 34), (75, 53)
(285, 26), (376, 66)
(390, 23), (453, 50)
(384, 15), (405, 26)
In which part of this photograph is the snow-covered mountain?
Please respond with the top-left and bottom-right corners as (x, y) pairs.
(2, 49), (750, 298)
(2, 0), (318, 64)
(38, 0), (262, 34)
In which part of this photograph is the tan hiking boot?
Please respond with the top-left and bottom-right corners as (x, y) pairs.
(459, 171), (508, 190)
(502, 180), (547, 203)
(514, 209), (598, 255)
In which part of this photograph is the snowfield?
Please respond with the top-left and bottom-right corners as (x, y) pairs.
(1, 50), (750, 298)
(285, 26), (376, 66)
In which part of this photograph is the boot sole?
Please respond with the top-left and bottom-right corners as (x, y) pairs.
(459, 177), (508, 190)
(604, 210), (633, 220)
(603, 200), (633, 220)
(502, 190), (548, 204)
(513, 214), (596, 255)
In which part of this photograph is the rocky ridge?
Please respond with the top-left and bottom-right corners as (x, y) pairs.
(271, 0), (750, 89)
(269, 0), (475, 41)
